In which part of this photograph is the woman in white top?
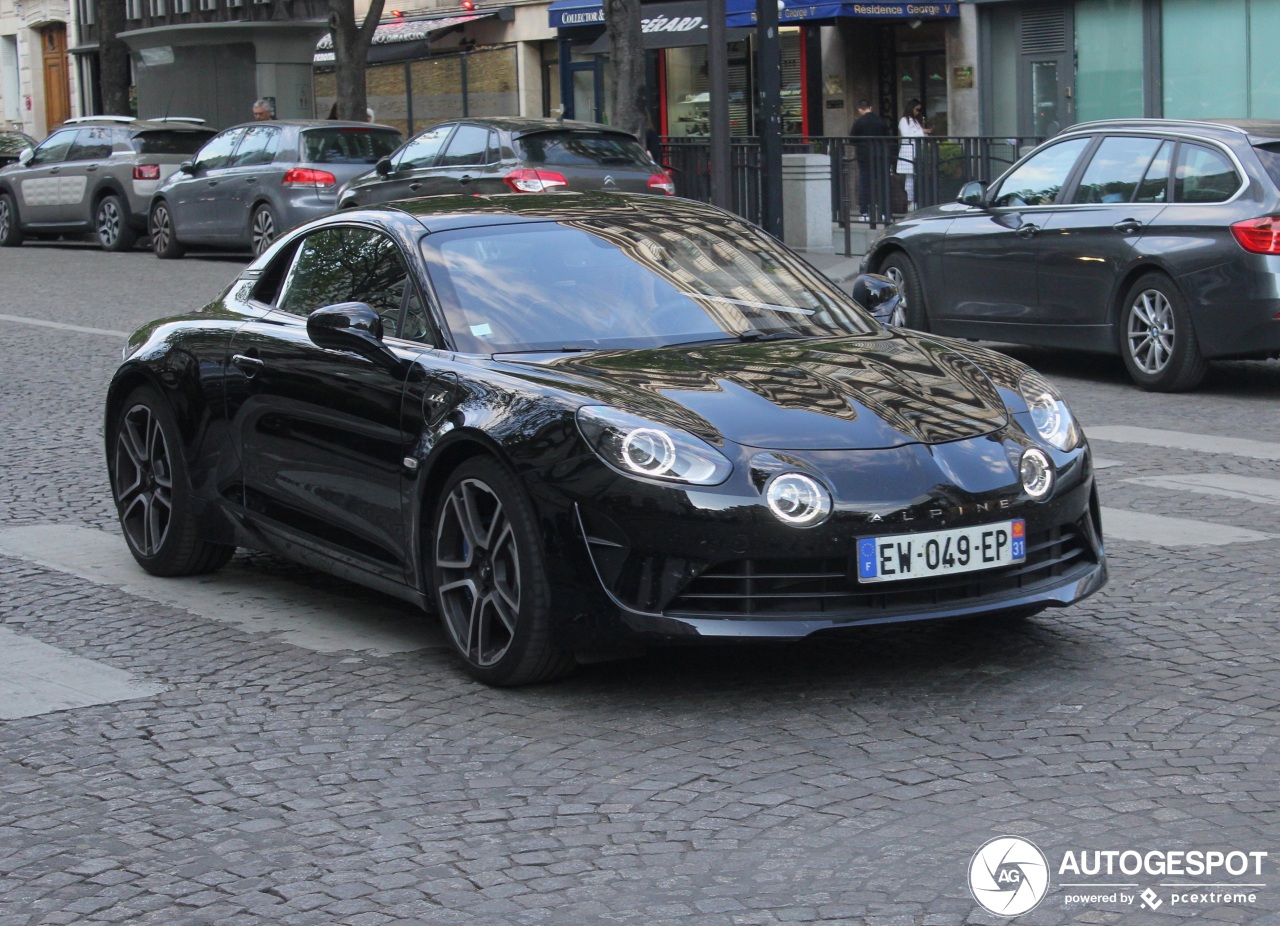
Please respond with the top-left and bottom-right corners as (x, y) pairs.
(896, 98), (930, 212)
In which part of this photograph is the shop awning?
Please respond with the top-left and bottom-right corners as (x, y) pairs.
(576, 0), (752, 50)
(548, 0), (606, 29)
(724, 0), (958, 26)
(314, 13), (492, 65)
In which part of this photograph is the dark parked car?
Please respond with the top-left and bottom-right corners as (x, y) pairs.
(336, 117), (674, 209)
(0, 116), (214, 250)
(862, 118), (1280, 391)
(105, 193), (1106, 685)
(0, 130), (36, 167)
(148, 120), (402, 259)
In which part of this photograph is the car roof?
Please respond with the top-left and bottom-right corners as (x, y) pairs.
(214, 119), (401, 131)
(349, 191), (734, 234)
(60, 116), (213, 132)
(1065, 117), (1280, 145)
(412, 116), (637, 138)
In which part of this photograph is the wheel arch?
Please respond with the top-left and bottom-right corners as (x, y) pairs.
(1109, 262), (1181, 332)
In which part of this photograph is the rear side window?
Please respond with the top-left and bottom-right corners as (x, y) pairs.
(438, 125), (495, 167)
(1072, 136), (1164, 204)
(1253, 143), (1280, 191)
(516, 131), (652, 169)
(302, 128), (402, 164)
(1173, 143), (1240, 203)
(131, 130), (215, 156)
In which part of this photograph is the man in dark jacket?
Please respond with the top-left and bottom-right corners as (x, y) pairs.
(849, 100), (891, 221)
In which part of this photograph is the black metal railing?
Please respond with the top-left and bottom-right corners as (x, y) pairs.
(658, 135), (1044, 255)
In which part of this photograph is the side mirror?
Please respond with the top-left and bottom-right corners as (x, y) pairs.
(307, 302), (403, 375)
(957, 180), (988, 207)
(177, 160), (196, 175)
(375, 156), (393, 177)
(850, 273), (901, 324)
(17, 147), (33, 167)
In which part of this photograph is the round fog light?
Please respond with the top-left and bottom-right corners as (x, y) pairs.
(765, 473), (832, 527)
(1020, 448), (1054, 499)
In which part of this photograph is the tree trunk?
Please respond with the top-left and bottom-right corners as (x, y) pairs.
(327, 0), (386, 121)
(604, 0), (645, 138)
(97, 0), (132, 115)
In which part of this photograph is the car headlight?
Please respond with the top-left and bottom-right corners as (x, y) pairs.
(1018, 372), (1079, 451)
(576, 406), (732, 486)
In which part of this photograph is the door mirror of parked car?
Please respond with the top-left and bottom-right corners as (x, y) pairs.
(17, 147), (32, 167)
(375, 156), (393, 177)
(177, 160), (196, 175)
(957, 180), (988, 207)
(851, 273), (901, 320)
(307, 302), (404, 375)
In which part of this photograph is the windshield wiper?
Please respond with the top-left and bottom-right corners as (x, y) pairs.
(676, 292), (816, 316)
(736, 329), (805, 342)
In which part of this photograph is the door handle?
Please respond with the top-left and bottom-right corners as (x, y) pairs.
(459, 175), (473, 185)
(232, 354), (264, 377)
(208, 180), (218, 186)
(1113, 218), (1143, 234)
(49, 167), (60, 174)
(1016, 223), (1039, 238)
(408, 182), (422, 192)
(245, 176), (257, 184)
(86, 165), (98, 172)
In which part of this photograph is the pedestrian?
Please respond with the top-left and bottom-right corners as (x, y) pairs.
(252, 98), (275, 121)
(848, 99), (890, 221)
(896, 98), (930, 211)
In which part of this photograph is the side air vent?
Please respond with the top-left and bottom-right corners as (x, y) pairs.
(1021, 6), (1067, 55)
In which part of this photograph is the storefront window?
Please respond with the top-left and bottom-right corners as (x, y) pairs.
(1076, 0), (1144, 121)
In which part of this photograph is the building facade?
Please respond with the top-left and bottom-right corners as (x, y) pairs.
(1, 0), (81, 136)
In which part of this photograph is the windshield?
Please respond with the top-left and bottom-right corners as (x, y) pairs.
(421, 218), (877, 354)
(131, 130), (215, 155)
(302, 127), (403, 164)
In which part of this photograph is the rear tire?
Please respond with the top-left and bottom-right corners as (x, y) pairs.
(878, 251), (929, 331)
(0, 192), (23, 247)
(149, 201), (185, 259)
(109, 385), (234, 576)
(1119, 273), (1207, 392)
(431, 457), (574, 686)
(96, 193), (138, 252)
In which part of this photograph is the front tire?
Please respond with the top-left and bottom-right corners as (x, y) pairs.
(878, 251), (928, 331)
(431, 457), (573, 686)
(1119, 273), (1207, 392)
(0, 192), (23, 246)
(96, 194), (138, 252)
(109, 385), (233, 576)
(250, 203), (277, 257)
(149, 202), (185, 259)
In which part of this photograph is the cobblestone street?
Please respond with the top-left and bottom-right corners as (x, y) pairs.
(2, 241), (1279, 925)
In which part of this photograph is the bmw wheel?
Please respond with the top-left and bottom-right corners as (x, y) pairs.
(96, 194), (138, 252)
(149, 202), (185, 259)
(251, 204), (277, 257)
(1119, 273), (1207, 392)
(0, 192), (22, 247)
(878, 252), (928, 331)
(431, 457), (573, 686)
(110, 386), (233, 576)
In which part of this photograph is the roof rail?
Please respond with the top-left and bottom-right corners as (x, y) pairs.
(1066, 118), (1249, 136)
(145, 116), (207, 124)
(63, 115), (136, 124)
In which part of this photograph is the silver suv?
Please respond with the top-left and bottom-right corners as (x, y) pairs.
(0, 116), (214, 251)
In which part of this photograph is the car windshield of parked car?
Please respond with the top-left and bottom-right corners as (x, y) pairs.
(515, 131), (653, 169)
(131, 130), (214, 155)
(422, 218), (876, 354)
(991, 137), (1090, 207)
(302, 127), (402, 164)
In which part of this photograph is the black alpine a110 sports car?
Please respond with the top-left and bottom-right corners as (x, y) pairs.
(105, 193), (1107, 685)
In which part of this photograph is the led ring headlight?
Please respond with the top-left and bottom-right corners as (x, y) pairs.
(765, 473), (832, 527)
(621, 428), (678, 476)
(1020, 448), (1054, 499)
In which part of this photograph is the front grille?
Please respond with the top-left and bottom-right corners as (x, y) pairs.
(666, 523), (1093, 618)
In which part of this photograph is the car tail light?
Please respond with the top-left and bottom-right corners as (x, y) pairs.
(133, 164), (161, 181)
(503, 168), (569, 193)
(648, 171), (675, 196)
(282, 168), (337, 188)
(1231, 216), (1280, 253)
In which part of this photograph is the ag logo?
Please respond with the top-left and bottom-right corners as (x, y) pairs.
(969, 836), (1050, 917)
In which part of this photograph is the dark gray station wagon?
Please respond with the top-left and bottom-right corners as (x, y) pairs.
(863, 119), (1280, 391)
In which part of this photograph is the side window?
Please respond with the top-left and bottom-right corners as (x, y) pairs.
(438, 125), (490, 167)
(991, 137), (1091, 208)
(396, 125), (452, 171)
(193, 129), (246, 171)
(1135, 141), (1173, 203)
(1071, 136), (1164, 204)
(1173, 143), (1241, 203)
(67, 127), (116, 161)
(275, 227), (417, 338)
(29, 129), (78, 166)
(229, 125), (280, 168)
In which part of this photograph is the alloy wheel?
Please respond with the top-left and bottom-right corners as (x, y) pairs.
(251, 208), (275, 256)
(0, 198), (10, 240)
(97, 198), (121, 247)
(114, 403), (174, 558)
(882, 265), (908, 327)
(435, 477), (521, 668)
(1126, 288), (1175, 374)
(152, 206), (172, 253)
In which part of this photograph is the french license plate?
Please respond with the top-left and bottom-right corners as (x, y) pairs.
(856, 519), (1025, 583)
